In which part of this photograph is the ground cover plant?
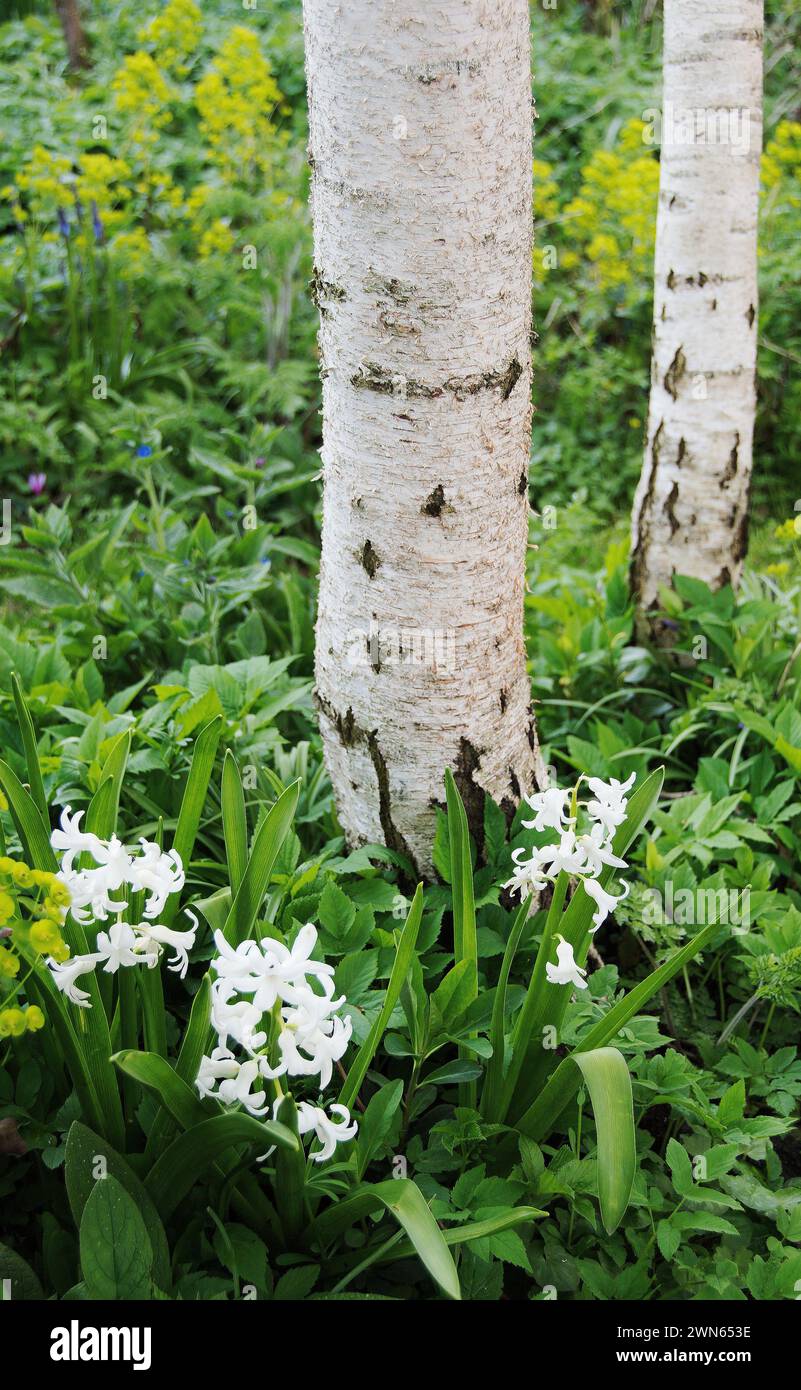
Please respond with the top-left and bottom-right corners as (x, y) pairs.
(0, 0), (799, 1305)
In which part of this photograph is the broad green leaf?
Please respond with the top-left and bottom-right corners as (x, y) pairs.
(572, 1048), (636, 1235)
(79, 1176), (153, 1300)
(339, 884), (423, 1110)
(64, 1122), (170, 1293)
(144, 975), (212, 1162)
(274, 1095), (306, 1242)
(312, 1178), (461, 1300)
(356, 1079), (404, 1181)
(112, 1049), (213, 1132)
(0, 1242), (43, 1299)
(145, 1113), (299, 1220)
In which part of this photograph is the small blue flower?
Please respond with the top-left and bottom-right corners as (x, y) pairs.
(91, 201), (104, 246)
(57, 209), (70, 240)
(135, 444), (153, 459)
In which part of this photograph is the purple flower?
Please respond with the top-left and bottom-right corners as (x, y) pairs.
(27, 472), (46, 495)
(254, 456), (265, 469)
(135, 444), (153, 458)
(91, 201), (104, 246)
(57, 209), (70, 240)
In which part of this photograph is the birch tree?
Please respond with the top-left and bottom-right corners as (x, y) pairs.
(631, 0), (763, 633)
(303, 0), (541, 874)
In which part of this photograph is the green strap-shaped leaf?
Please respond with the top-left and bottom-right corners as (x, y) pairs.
(221, 749), (248, 895)
(143, 975), (212, 1162)
(112, 1049), (214, 1131)
(11, 672), (48, 822)
(222, 780), (300, 946)
(516, 918), (718, 1142)
(312, 1178), (461, 1301)
(338, 883), (423, 1110)
(161, 716), (222, 926)
(571, 1048), (636, 1235)
(382, 1205), (546, 1264)
(145, 1113), (299, 1220)
(444, 769), (478, 1107)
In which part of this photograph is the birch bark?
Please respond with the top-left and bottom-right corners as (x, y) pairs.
(303, 0), (541, 874)
(631, 0), (763, 632)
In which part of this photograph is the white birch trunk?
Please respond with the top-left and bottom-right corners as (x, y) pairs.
(631, 0), (763, 631)
(303, 0), (541, 875)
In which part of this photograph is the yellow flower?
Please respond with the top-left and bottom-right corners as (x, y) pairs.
(197, 218), (235, 258)
(8, 862), (33, 888)
(47, 879), (71, 907)
(24, 1005), (45, 1032)
(112, 51), (173, 149)
(29, 920), (63, 955)
(15, 145), (73, 217)
(0, 890), (15, 924)
(110, 227), (151, 279)
(195, 27), (284, 182)
(0, 1008), (26, 1038)
(49, 938), (70, 963)
(0, 947), (20, 979)
(139, 0), (203, 77)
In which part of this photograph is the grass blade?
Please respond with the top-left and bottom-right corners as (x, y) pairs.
(222, 780), (300, 946)
(444, 769), (477, 1107)
(221, 750), (248, 895)
(11, 672), (47, 821)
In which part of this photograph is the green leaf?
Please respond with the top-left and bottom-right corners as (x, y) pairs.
(11, 672), (48, 821)
(222, 780), (300, 945)
(145, 1113), (299, 1220)
(64, 1122), (170, 1293)
(312, 1178), (461, 1300)
(161, 716), (223, 927)
(516, 917), (718, 1142)
(221, 750), (248, 895)
(274, 1095), (306, 1242)
(571, 1048), (636, 1234)
(666, 1137), (694, 1197)
(445, 768), (477, 1107)
(79, 1176), (153, 1300)
(339, 884), (423, 1110)
(0, 1242), (43, 1299)
(356, 1079), (404, 1181)
(481, 897), (529, 1121)
(112, 1049), (213, 1132)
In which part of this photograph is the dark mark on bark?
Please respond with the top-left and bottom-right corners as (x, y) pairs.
(698, 272), (708, 286)
(309, 267), (345, 311)
(720, 433), (739, 488)
(508, 766), (521, 798)
(663, 346), (686, 401)
(518, 471), (529, 496)
(361, 540), (379, 577)
(350, 355), (523, 402)
(366, 731), (417, 866)
(500, 687), (508, 714)
(630, 420), (664, 600)
(364, 270), (415, 303)
(452, 737), (486, 853)
(667, 269), (676, 289)
(315, 691), (418, 873)
(422, 483), (446, 516)
(664, 481), (680, 536)
(746, 303), (756, 328)
(677, 437), (686, 466)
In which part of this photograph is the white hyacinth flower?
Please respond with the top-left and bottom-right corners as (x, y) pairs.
(95, 921), (141, 973)
(521, 786), (573, 835)
(574, 822), (628, 877)
(583, 876), (630, 932)
(545, 936), (588, 991)
(48, 953), (103, 1007)
(585, 772), (636, 835)
(295, 1101), (358, 1162)
(128, 841), (186, 920)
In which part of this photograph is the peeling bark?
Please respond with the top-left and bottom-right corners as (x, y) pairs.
(304, 0), (542, 873)
(631, 0), (763, 634)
